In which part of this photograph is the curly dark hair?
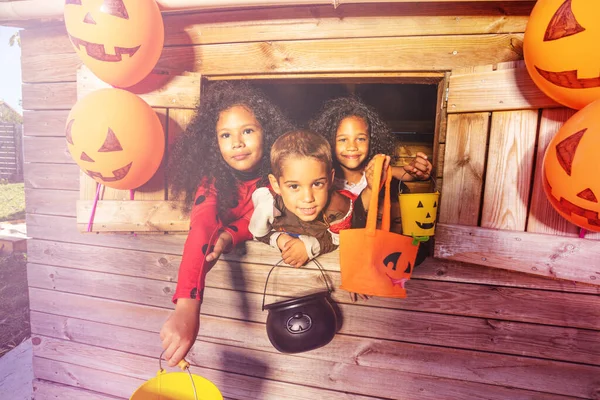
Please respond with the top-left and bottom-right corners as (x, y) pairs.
(169, 81), (293, 216)
(309, 96), (393, 175)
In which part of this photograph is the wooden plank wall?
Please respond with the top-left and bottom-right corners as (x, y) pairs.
(20, 2), (600, 399)
(437, 62), (600, 283)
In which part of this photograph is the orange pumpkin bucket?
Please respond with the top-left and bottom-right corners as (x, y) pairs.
(398, 177), (439, 238)
(130, 356), (223, 400)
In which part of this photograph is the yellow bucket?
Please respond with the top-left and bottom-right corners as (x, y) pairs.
(398, 178), (439, 238)
(131, 358), (223, 400)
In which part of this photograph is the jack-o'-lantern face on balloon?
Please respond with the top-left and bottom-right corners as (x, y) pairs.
(543, 99), (600, 232)
(524, 0), (600, 110)
(64, 0), (164, 88)
(66, 88), (165, 190)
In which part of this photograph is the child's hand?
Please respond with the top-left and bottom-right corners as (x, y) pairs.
(206, 231), (233, 262)
(402, 152), (432, 181)
(364, 154), (391, 191)
(276, 233), (294, 250)
(160, 299), (200, 367)
(281, 238), (309, 268)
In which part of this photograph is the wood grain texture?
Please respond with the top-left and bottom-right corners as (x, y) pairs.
(32, 348), (381, 400)
(32, 380), (123, 400)
(23, 110), (69, 137)
(25, 188), (77, 217)
(77, 68), (201, 109)
(76, 200), (189, 232)
(30, 328), (592, 400)
(22, 34), (524, 83)
(19, 3), (531, 61)
(527, 108), (580, 237)
(25, 214), (600, 296)
(29, 311), (598, 400)
(23, 163), (79, 190)
(448, 66), (560, 113)
(22, 82), (77, 110)
(435, 223), (600, 286)
(26, 260), (600, 332)
(438, 113), (489, 225)
(480, 110), (538, 231)
(28, 289), (600, 391)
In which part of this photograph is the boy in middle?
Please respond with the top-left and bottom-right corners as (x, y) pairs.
(249, 130), (354, 268)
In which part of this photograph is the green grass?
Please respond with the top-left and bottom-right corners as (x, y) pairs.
(0, 182), (25, 222)
(0, 253), (30, 358)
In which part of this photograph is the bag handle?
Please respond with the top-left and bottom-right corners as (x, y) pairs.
(262, 258), (332, 311)
(366, 155), (393, 235)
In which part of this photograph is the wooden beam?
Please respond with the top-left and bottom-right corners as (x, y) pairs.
(480, 110), (538, 231)
(19, 3), (533, 54)
(26, 260), (600, 331)
(526, 108), (580, 237)
(76, 200), (189, 232)
(438, 113), (489, 225)
(0, 0), (538, 23)
(448, 66), (561, 113)
(77, 68), (201, 109)
(22, 34), (524, 83)
(25, 214), (600, 296)
(434, 223), (600, 286)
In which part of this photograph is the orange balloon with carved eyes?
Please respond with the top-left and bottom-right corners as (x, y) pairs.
(66, 88), (165, 190)
(543, 99), (600, 232)
(524, 0), (600, 110)
(64, 0), (164, 88)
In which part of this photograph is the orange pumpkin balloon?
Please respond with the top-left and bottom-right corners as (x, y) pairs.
(543, 99), (600, 232)
(524, 0), (600, 110)
(64, 0), (164, 88)
(66, 88), (165, 190)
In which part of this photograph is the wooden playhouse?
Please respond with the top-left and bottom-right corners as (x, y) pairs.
(1, 0), (599, 398)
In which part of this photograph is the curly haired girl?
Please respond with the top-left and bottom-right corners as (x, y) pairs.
(161, 81), (293, 366)
(309, 96), (432, 215)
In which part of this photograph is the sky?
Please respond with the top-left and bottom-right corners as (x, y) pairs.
(0, 26), (23, 114)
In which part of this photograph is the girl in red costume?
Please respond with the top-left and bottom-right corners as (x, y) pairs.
(161, 81), (293, 366)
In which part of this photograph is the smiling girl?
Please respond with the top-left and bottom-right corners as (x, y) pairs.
(161, 81), (292, 367)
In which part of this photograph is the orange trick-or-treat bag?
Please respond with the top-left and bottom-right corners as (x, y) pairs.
(339, 155), (420, 298)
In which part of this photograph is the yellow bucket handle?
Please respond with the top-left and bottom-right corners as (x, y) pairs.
(398, 174), (438, 194)
(159, 351), (198, 400)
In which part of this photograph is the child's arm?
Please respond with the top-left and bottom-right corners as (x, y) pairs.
(392, 152), (432, 182)
(160, 298), (200, 367)
(162, 184), (219, 366)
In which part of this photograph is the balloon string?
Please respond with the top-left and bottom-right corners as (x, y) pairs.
(130, 189), (135, 200)
(87, 183), (103, 232)
(579, 228), (587, 239)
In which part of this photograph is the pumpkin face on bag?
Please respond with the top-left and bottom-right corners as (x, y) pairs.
(542, 99), (600, 231)
(64, 0), (164, 87)
(66, 88), (165, 190)
(524, 0), (600, 109)
(382, 251), (415, 294)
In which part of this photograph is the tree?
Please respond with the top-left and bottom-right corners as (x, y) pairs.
(8, 31), (20, 48)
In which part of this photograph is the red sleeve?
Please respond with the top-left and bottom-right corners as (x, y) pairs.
(221, 178), (258, 246)
(173, 184), (221, 303)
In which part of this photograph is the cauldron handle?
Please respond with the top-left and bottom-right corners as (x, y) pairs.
(262, 258), (332, 311)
